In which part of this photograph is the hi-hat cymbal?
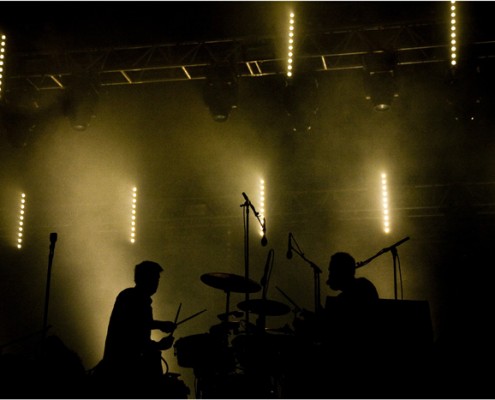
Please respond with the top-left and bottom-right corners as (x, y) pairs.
(237, 299), (291, 316)
(201, 272), (262, 293)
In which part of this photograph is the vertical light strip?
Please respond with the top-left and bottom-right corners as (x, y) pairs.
(286, 11), (295, 78)
(381, 173), (391, 234)
(130, 186), (137, 243)
(17, 193), (26, 249)
(259, 178), (265, 236)
(0, 34), (5, 99)
(450, 1), (457, 67)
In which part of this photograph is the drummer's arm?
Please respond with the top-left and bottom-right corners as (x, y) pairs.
(151, 320), (177, 333)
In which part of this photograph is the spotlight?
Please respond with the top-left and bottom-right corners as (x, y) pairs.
(363, 51), (399, 111)
(203, 64), (238, 122)
(64, 72), (98, 131)
(283, 74), (319, 132)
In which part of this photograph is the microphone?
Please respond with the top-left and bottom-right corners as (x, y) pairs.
(50, 232), (58, 244)
(49, 232), (58, 252)
(261, 218), (267, 247)
(286, 232), (293, 259)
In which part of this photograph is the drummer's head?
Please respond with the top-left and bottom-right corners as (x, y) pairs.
(327, 252), (356, 291)
(134, 260), (163, 295)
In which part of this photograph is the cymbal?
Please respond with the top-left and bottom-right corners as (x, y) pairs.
(200, 272), (261, 294)
(237, 299), (291, 316)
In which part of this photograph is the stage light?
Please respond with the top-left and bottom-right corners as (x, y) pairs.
(450, 1), (458, 67)
(17, 193), (26, 249)
(259, 178), (265, 237)
(283, 74), (319, 132)
(0, 34), (6, 100)
(64, 72), (98, 131)
(203, 64), (238, 122)
(363, 51), (399, 111)
(286, 11), (295, 78)
(381, 173), (391, 234)
(130, 187), (137, 244)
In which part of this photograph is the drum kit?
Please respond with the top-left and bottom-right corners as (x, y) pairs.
(173, 271), (295, 398)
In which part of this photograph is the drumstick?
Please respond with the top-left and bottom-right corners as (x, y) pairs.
(174, 303), (182, 325)
(176, 308), (207, 326)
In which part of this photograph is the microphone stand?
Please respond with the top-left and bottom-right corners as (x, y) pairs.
(356, 236), (410, 300)
(42, 233), (58, 352)
(287, 234), (322, 314)
(258, 249), (274, 334)
(240, 193), (264, 331)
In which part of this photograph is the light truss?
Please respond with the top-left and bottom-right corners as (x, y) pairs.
(5, 20), (495, 91)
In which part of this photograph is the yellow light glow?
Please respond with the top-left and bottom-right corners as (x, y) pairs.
(0, 33), (5, 99)
(17, 193), (26, 249)
(259, 178), (265, 237)
(130, 187), (137, 243)
(381, 173), (391, 234)
(449, 1), (457, 67)
(287, 11), (295, 78)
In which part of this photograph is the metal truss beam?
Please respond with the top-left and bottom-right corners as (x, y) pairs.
(6, 21), (495, 92)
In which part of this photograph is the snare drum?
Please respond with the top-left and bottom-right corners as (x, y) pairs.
(174, 333), (234, 372)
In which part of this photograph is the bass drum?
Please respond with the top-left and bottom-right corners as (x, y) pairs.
(231, 331), (296, 373)
(174, 333), (234, 374)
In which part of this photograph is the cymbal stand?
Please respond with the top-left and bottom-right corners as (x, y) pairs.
(276, 286), (302, 317)
(224, 290), (232, 323)
(257, 249), (274, 333)
(356, 236), (410, 300)
(42, 233), (58, 352)
(287, 233), (322, 313)
(240, 192), (264, 331)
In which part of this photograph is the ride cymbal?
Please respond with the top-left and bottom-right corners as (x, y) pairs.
(200, 272), (262, 293)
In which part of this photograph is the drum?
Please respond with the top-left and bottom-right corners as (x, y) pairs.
(174, 333), (234, 373)
(231, 331), (296, 372)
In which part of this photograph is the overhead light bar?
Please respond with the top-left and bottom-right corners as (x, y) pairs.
(17, 193), (26, 249)
(450, 1), (457, 67)
(287, 11), (295, 78)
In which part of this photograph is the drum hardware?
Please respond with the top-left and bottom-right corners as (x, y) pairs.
(200, 272), (261, 294)
(173, 333), (235, 372)
(265, 324), (294, 335)
(355, 236), (410, 300)
(237, 299), (290, 317)
(217, 310), (244, 321)
(276, 286), (302, 315)
(285, 232), (323, 313)
(201, 272), (261, 334)
(209, 321), (241, 337)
